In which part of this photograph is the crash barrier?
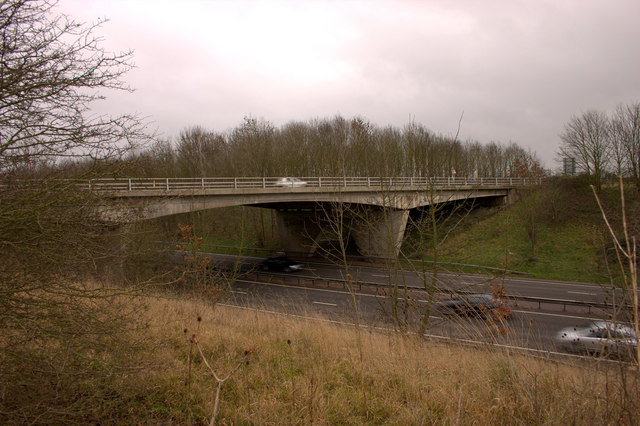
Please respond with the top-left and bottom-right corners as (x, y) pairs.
(171, 250), (615, 314)
(239, 272), (621, 315)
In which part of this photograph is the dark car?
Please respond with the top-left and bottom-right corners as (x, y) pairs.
(555, 321), (638, 359)
(260, 256), (304, 272)
(438, 293), (511, 319)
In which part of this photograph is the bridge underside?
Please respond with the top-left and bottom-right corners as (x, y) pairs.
(269, 204), (410, 259)
(263, 196), (505, 258)
(100, 189), (511, 258)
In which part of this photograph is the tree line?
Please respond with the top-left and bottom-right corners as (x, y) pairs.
(123, 116), (545, 179)
(559, 103), (640, 191)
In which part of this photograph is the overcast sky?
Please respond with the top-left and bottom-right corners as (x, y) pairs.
(58, 0), (640, 169)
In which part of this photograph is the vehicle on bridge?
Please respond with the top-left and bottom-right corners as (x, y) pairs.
(437, 294), (511, 320)
(260, 256), (304, 272)
(555, 320), (638, 359)
(275, 177), (307, 187)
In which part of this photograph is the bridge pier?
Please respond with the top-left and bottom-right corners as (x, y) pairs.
(275, 206), (409, 259)
(350, 209), (409, 259)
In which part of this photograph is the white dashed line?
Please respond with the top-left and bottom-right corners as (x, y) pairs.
(312, 301), (338, 307)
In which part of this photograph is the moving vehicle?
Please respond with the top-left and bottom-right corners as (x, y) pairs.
(555, 321), (638, 359)
(438, 293), (511, 319)
(259, 256), (304, 272)
(275, 177), (307, 187)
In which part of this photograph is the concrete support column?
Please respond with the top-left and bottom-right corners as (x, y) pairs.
(350, 209), (409, 258)
(505, 188), (520, 205)
(274, 210), (322, 255)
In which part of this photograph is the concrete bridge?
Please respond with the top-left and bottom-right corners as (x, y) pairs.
(89, 176), (536, 258)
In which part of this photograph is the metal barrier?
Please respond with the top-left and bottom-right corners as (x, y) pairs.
(76, 176), (542, 191)
(241, 270), (620, 314)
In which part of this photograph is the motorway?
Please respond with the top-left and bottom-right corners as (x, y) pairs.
(203, 252), (621, 303)
(196, 253), (632, 357)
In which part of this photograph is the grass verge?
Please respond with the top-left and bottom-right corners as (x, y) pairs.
(5, 289), (635, 424)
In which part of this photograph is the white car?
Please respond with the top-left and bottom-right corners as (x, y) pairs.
(275, 177), (307, 187)
(555, 320), (638, 359)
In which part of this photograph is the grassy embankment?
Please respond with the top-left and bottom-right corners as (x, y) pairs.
(8, 290), (636, 424)
(434, 177), (639, 283)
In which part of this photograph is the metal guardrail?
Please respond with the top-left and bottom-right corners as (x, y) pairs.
(509, 295), (614, 314)
(241, 270), (618, 314)
(74, 176), (542, 192)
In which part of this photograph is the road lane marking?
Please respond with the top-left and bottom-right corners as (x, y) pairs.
(235, 279), (378, 298)
(511, 279), (613, 290)
(567, 291), (597, 296)
(232, 290), (247, 295)
(512, 310), (594, 320)
(312, 301), (337, 307)
(372, 274), (388, 278)
(233, 280), (602, 321)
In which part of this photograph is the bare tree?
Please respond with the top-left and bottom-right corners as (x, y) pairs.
(175, 126), (229, 177)
(0, 0), (150, 171)
(508, 150), (547, 258)
(592, 178), (639, 367)
(611, 102), (640, 189)
(559, 110), (611, 191)
(227, 116), (276, 176)
(1, 1), (152, 420)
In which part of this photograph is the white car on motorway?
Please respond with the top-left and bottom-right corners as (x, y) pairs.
(275, 177), (307, 187)
(555, 320), (638, 359)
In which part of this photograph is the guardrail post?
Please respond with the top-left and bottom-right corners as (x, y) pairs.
(367, 177), (371, 187)
(319, 177), (322, 187)
(88, 179), (92, 191)
(234, 178), (237, 189)
(166, 178), (169, 190)
(201, 177), (205, 189)
(262, 177), (265, 189)
(344, 177), (347, 188)
(128, 178), (132, 191)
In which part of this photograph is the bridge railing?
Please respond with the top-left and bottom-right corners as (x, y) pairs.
(81, 176), (542, 191)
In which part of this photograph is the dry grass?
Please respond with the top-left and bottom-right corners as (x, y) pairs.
(2, 285), (638, 424)
(132, 294), (640, 425)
